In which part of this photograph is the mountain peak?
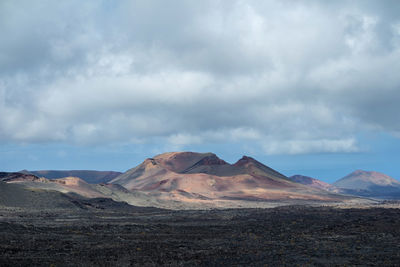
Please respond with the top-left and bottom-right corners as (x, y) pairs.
(193, 154), (227, 166)
(351, 170), (372, 175)
(233, 155), (257, 166)
(346, 170), (394, 181)
(144, 151), (219, 173)
(154, 151), (215, 160)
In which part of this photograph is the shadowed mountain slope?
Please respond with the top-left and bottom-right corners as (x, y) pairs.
(0, 181), (162, 212)
(289, 175), (338, 192)
(0, 181), (81, 210)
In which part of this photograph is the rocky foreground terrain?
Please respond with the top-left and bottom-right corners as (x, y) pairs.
(1, 204), (400, 266)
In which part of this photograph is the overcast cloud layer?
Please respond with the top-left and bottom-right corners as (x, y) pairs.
(1, 0), (400, 155)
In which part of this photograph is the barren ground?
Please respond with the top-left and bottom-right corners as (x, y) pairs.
(1, 205), (400, 266)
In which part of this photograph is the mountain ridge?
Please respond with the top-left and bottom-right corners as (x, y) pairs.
(21, 170), (122, 184)
(110, 152), (347, 203)
(290, 170), (400, 199)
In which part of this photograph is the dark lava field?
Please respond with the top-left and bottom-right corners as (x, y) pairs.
(1, 206), (400, 266)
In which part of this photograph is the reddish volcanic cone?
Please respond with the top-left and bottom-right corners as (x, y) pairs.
(111, 152), (346, 202)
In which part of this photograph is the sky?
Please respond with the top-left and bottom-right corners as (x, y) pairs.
(1, 0), (400, 183)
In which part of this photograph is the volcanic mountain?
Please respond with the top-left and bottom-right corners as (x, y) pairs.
(333, 170), (400, 199)
(111, 152), (347, 202)
(289, 175), (338, 192)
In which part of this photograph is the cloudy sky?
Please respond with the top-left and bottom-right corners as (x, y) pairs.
(1, 0), (400, 182)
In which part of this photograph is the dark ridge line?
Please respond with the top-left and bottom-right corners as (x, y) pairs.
(180, 154), (228, 174)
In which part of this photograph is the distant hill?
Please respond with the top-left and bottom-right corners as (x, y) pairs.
(1, 172), (161, 208)
(0, 172), (41, 183)
(333, 170), (400, 199)
(22, 170), (121, 184)
(111, 152), (348, 203)
(0, 181), (161, 212)
(0, 181), (81, 210)
(289, 175), (338, 192)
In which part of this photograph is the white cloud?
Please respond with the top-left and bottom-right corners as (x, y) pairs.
(263, 138), (359, 155)
(1, 0), (399, 154)
(167, 133), (202, 146)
